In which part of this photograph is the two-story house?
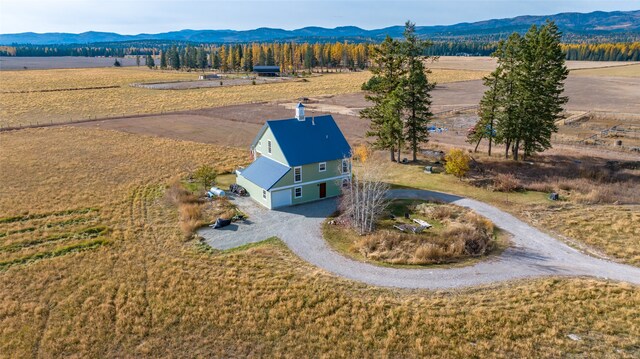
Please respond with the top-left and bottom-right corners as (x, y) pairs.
(236, 103), (351, 209)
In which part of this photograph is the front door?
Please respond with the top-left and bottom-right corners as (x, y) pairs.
(319, 183), (326, 198)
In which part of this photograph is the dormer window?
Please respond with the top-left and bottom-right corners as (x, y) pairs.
(267, 140), (272, 154)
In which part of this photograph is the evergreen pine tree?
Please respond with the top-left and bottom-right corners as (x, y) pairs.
(146, 54), (155, 69)
(160, 50), (167, 69)
(360, 36), (406, 162)
(399, 21), (435, 162)
(469, 67), (501, 155)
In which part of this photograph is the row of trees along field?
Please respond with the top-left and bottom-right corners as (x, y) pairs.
(361, 21), (435, 163)
(468, 21), (568, 161)
(2, 40), (640, 61)
(562, 42), (640, 61)
(158, 42), (371, 72)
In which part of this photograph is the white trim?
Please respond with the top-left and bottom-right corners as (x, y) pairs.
(294, 186), (302, 198)
(252, 151), (289, 167)
(270, 174), (350, 191)
(341, 159), (350, 174)
(318, 162), (326, 172)
(293, 166), (302, 183)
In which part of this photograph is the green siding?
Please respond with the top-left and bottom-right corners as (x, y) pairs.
(236, 174), (272, 208)
(254, 127), (287, 165)
(240, 127), (352, 208)
(272, 159), (346, 188)
(289, 178), (344, 205)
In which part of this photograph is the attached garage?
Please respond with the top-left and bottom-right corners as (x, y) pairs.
(271, 189), (292, 208)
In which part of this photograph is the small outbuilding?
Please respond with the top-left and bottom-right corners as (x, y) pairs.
(252, 65), (281, 77)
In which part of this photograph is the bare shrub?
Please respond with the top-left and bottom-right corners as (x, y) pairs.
(443, 223), (493, 256)
(340, 160), (389, 234)
(526, 180), (554, 193)
(166, 180), (206, 238)
(574, 188), (618, 204)
(578, 165), (609, 182)
(431, 205), (454, 220)
(492, 173), (520, 192)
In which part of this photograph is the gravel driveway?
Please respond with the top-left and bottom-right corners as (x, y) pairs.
(198, 189), (640, 289)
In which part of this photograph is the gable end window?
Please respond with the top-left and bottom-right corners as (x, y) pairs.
(262, 190), (267, 199)
(318, 162), (326, 172)
(267, 140), (272, 154)
(342, 159), (349, 174)
(294, 187), (302, 198)
(294, 166), (302, 183)
(342, 178), (350, 188)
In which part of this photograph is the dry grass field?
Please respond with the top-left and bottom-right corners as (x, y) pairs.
(0, 67), (485, 128)
(430, 56), (640, 72)
(570, 63), (640, 77)
(1, 126), (639, 357)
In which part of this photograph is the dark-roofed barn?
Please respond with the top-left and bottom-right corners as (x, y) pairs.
(252, 65), (281, 77)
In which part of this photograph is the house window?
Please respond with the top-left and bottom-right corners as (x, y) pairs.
(294, 186), (302, 198)
(262, 190), (267, 199)
(342, 159), (349, 174)
(267, 140), (272, 154)
(342, 178), (350, 188)
(258, 140), (262, 147)
(294, 166), (302, 183)
(318, 162), (326, 172)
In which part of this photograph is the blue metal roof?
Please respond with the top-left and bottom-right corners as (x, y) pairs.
(266, 115), (351, 166)
(239, 156), (290, 190)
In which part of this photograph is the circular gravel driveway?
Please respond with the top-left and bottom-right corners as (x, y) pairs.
(198, 189), (640, 289)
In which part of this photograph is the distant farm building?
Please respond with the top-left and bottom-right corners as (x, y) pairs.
(253, 66), (280, 77)
(199, 74), (219, 80)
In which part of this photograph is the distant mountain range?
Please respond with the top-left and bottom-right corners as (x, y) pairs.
(1, 10), (639, 45)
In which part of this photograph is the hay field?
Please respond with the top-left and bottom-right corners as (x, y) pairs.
(1, 127), (639, 357)
(0, 67), (485, 127)
(430, 56), (640, 71)
(570, 63), (640, 77)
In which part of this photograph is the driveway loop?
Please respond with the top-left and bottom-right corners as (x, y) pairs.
(198, 190), (640, 289)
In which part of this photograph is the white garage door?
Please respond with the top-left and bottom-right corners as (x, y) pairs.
(271, 189), (292, 208)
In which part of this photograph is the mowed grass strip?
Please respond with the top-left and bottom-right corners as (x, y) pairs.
(0, 67), (486, 127)
(0, 238), (111, 270)
(0, 226), (109, 253)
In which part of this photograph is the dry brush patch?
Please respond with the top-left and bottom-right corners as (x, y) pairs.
(1, 128), (639, 357)
(329, 200), (498, 266)
(377, 153), (640, 265)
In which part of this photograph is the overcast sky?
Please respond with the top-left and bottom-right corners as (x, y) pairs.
(0, 0), (638, 34)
